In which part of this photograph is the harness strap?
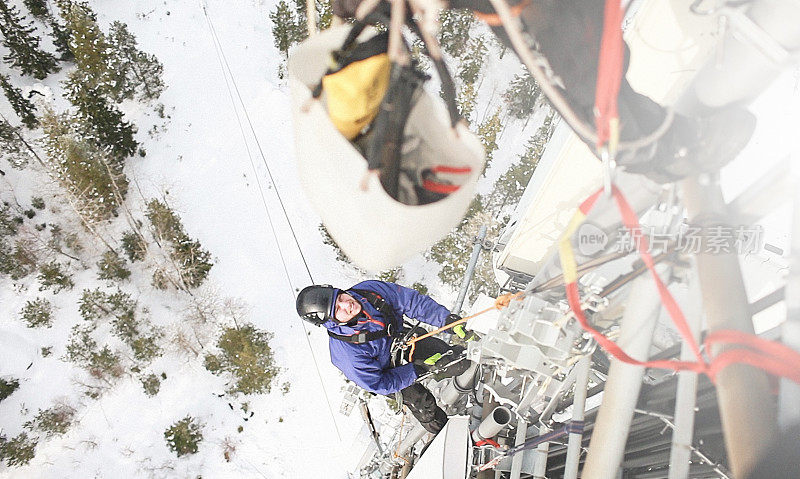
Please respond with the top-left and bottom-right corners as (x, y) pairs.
(327, 289), (401, 344)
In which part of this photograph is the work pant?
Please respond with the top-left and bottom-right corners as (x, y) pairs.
(397, 336), (471, 434)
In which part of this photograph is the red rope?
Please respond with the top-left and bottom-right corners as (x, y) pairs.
(563, 184), (800, 386)
(594, 0), (625, 148)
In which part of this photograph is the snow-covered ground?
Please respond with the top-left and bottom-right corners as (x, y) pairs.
(0, 0), (542, 476)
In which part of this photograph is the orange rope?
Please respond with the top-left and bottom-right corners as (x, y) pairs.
(473, 0), (531, 27)
(405, 291), (525, 361)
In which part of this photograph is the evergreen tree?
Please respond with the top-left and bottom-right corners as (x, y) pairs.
(39, 107), (127, 222)
(503, 72), (541, 121)
(457, 83), (477, 123)
(47, 15), (73, 61)
(64, 73), (138, 160)
(0, 75), (38, 128)
(268, 0), (332, 77)
(485, 111), (555, 216)
(457, 36), (486, 86)
(427, 197), (500, 306)
(23, 0), (49, 19)
(269, 0), (306, 55)
(476, 108), (502, 171)
(438, 9), (475, 59)
(107, 21), (164, 102)
(0, 119), (29, 168)
(58, 1), (112, 92)
(0, 0), (58, 79)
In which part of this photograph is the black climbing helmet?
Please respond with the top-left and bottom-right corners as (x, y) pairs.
(296, 285), (339, 326)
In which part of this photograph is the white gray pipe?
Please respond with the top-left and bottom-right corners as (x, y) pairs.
(472, 406), (512, 443)
(389, 362), (480, 470)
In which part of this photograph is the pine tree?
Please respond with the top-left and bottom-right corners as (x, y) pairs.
(457, 83), (477, 123)
(427, 197), (500, 305)
(64, 72), (138, 160)
(0, 75), (38, 128)
(107, 21), (164, 102)
(485, 110), (555, 216)
(58, 1), (113, 92)
(476, 108), (503, 171)
(503, 72), (541, 122)
(269, 0), (306, 56)
(0, 0), (58, 79)
(457, 36), (487, 86)
(48, 15), (73, 60)
(23, 0), (49, 19)
(39, 107), (128, 222)
(0, 118), (37, 168)
(438, 9), (475, 59)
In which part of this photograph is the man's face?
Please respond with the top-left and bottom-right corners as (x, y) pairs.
(334, 292), (362, 323)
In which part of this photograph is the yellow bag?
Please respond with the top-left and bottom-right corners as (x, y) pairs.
(321, 35), (390, 140)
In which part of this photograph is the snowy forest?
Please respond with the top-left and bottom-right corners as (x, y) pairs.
(1, 0), (554, 476)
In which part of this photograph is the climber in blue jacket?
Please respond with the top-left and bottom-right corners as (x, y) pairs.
(296, 280), (471, 434)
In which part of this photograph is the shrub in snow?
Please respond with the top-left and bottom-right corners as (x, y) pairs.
(204, 325), (279, 395)
(121, 230), (146, 262)
(37, 261), (74, 292)
(0, 238), (38, 280)
(79, 288), (135, 322)
(0, 432), (37, 467)
(48, 224), (82, 256)
(130, 335), (162, 362)
(65, 327), (124, 383)
(31, 197), (45, 210)
(378, 267), (401, 283)
(145, 199), (213, 289)
(87, 346), (124, 381)
(164, 416), (203, 457)
(411, 282), (429, 296)
(0, 119), (34, 169)
(96, 250), (131, 282)
(19, 297), (53, 327)
(0, 377), (20, 402)
(0, 203), (19, 236)
(141, 373), (160, 396)
(24, 404), (76, 437)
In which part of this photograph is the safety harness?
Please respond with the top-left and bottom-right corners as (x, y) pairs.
(326, 289), (401, 344)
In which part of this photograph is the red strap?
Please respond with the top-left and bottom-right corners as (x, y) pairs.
(563, 184), (800, 386)
(432, 165), (472, 175)
(361, 310), (385, 328)
(475, 438), (502, 448)
(423, 179), (460, 194)
(594, 0), (625, 147)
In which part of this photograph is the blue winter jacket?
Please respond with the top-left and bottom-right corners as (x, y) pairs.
(324, 280), (450, 395)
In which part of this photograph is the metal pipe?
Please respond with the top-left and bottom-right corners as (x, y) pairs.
(509, 419), (528, 479)
(472, 406), (512, 442)
(668, 265), (704, 479)
(453, 225), (488, 315)
(532, 429), (550, 479)
(387, 424), (427, 473)
(682, 176), (777, 477)
(439, 362), (479, 405)
(564, 356), (591, 479)
(677, 0), (800, 114)
(779, 162), (800, 429)
(581, 268), (668, 479)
